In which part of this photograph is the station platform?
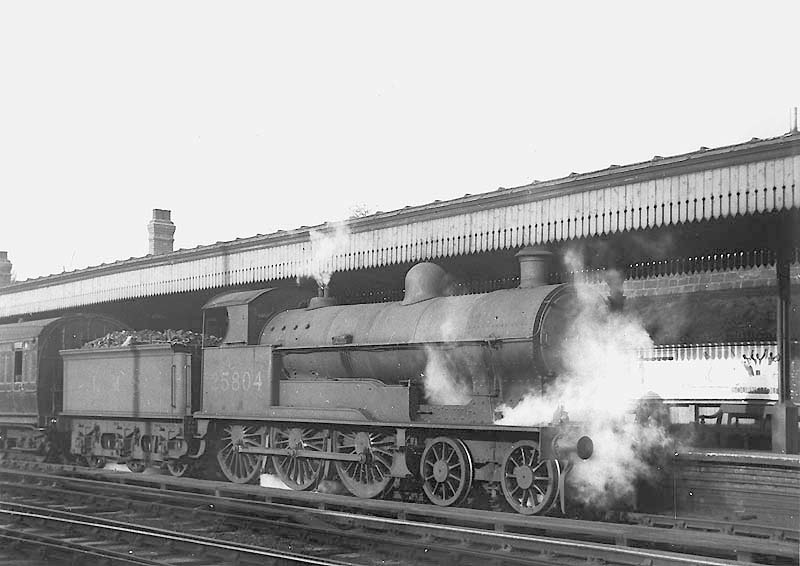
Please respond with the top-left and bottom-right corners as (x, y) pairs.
(671, 450), (799, 529)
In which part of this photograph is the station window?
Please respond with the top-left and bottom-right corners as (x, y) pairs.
(14, 351), (22, 383)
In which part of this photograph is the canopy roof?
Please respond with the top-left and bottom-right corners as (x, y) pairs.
(1, 133), (797, 319)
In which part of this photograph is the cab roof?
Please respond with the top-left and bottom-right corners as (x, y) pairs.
(202, 289), (275, 310)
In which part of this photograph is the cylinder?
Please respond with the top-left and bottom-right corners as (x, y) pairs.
(553, 433), (594, 460)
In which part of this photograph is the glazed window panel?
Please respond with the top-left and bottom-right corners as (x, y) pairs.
(0, 352), (8, 382)
(24, 351), (35, 383)
(14, 350), (22, 383)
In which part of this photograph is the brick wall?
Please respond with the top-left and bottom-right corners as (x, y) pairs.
(571, 264), (800, 345)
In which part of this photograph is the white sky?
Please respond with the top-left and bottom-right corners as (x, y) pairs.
(1, 1), (798, 281)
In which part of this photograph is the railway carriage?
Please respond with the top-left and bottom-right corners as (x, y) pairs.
(0, 314), (126, 456)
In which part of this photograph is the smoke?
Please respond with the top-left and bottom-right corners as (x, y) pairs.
(496, 247), (675, 509)
(308, 222), (350, 288)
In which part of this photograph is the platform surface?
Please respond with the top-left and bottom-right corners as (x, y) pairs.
(675, 449), (800, 466)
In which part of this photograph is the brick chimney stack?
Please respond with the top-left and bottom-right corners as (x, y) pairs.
(0, 251), (12, 287)
(147, 209), (175, 255)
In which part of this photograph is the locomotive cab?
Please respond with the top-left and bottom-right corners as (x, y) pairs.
(199, 286), (317, 416)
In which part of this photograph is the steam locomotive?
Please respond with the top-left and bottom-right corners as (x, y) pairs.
(1, 248), (595, 515)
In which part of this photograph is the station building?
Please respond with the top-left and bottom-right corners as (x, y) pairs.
(1, 131), (798, 445)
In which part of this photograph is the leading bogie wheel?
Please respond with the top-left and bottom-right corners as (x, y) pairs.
(270, 426), (326, 490)
(420, 437), (473, 506)
(500, 440), (558, 515)
(166, 460), (190, 477)
(216, 424), (265, 484)
(126, 460), (147, 473)
(332, 429), (394, 498)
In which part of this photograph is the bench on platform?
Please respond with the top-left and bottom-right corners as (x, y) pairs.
(696, 403), (773, 449)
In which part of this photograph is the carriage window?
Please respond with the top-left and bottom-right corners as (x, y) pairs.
(14, 351), (23, 383)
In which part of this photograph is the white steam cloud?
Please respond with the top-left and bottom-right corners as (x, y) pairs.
(496, 247), (674, 509)
(308, 223), (350, 288)
(420, 315), (473, 405)
(422, 346), (473, 405)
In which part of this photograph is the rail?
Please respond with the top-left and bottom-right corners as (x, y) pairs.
(1, 464), (797, 565)
(1, 503), (348, 566)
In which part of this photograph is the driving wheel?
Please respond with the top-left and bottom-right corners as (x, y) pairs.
(500, 440), (558, 515)
(420, 437), (473, 506)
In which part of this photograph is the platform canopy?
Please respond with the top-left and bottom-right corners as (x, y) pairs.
(1, 133), (798, 319)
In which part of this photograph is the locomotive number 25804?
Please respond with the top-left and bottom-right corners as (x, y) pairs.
(206, 370), (264, 393)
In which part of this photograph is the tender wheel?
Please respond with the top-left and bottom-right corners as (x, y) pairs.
(88, 456), (106, 469)
(126, 460), (147, 473)
(216, 424), (265, 484)
(166, 460), (190, 477)
(420, 437), (473, 506)
(332, 429), (394, 498)
(501, 440), (558, 515)
(270, 427), (326, 490)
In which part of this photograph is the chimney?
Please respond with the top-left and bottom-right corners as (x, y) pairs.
(0, 252), (12, 287)
(147, 209), (175, 255)
(516, 246), (552, 288)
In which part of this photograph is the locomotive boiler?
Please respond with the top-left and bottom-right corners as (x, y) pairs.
(261, 259), (574, 406)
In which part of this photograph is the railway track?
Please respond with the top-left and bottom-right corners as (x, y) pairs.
(0, 463), (797, 565)
(0, 502), (356, 565)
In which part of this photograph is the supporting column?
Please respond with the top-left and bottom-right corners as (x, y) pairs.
(771, 248), (798, 453)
